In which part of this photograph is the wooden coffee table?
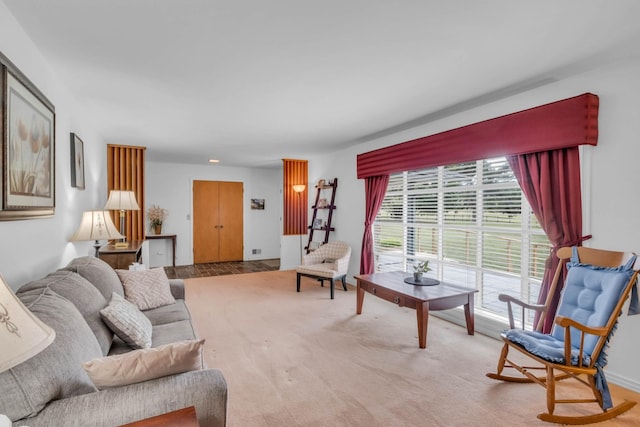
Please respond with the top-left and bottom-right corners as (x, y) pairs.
(355, 271), (478, 348)
(119, 406), (198, 426)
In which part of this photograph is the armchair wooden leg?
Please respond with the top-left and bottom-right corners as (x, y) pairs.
(296, 273), (301, 292)
(330, 279), (335, 299)
(340, 275), (348, 291)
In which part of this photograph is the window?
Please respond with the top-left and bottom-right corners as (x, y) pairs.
(373, 157), (550, 325)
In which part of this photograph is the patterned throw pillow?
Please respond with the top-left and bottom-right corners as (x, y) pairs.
(100, 292), (152, 349)
(116, 268), (176, 311)
(82, 339), (205, 389)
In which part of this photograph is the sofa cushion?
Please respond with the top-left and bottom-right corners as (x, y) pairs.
(100, 292), (152, 349)
(61, 256), (124, 301)
(82, 339), (205, 389)
(116, 268), (176, 310)
(18, 270), (113, 355)
(109, 318), (198, 355)
(144, 299), (191, 326)
(0, 288), (102, 421)
(152, 320), (198, 347)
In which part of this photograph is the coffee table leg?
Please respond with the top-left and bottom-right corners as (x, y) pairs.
(417, 301), (429, 348)
(464, 295), (474, 335)
(356, 280), (364, 315)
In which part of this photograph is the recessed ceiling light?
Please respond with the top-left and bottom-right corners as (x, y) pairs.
(208, 159), (219, 164)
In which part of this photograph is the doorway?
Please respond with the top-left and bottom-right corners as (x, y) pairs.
(193, 180), (244, 263)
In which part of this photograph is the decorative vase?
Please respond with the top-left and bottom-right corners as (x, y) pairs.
(154, 224), (162, 235)
(413, 272), (423, 282)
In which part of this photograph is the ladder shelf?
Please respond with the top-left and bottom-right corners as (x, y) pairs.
(305, 178), (337, 253)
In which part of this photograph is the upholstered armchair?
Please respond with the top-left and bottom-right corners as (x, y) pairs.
(296, 241), (351, 299)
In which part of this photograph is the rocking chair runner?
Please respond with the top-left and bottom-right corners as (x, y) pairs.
(486, 246), (640, 425)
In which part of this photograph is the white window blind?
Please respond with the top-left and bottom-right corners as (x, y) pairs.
(373, 158), (550, 325)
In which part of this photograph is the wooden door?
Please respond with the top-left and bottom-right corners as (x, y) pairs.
(218, 181), (244, 261)
(193, 180), (244, 263)
(193, 181), (220, 263)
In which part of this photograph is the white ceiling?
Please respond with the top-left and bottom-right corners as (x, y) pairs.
(4, 0), (640, 167)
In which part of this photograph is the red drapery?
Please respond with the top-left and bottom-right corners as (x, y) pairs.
(507, 148), (590, 332)
(360, 175), (390, 274)
(357, 93), (598, 178)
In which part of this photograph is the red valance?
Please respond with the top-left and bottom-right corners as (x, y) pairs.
(357, 93), (599, 179)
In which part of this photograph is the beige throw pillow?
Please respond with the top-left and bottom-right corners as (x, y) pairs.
(100, 292), (152, 349)
(82, 339), (205, 389)
(116, 268), (176, 310)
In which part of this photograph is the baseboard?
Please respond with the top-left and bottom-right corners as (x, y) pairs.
(431, 308), (504, 341)
(432, 309), (640, 393)
(606, 371), (640, 393)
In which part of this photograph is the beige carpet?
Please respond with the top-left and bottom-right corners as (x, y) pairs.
(185, 270), (640, 427)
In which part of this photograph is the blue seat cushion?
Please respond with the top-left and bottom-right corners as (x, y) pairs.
(504, 329), (591, 366)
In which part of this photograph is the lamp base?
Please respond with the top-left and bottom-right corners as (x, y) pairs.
(115, 212), (128, 248)
(93, 240), (102, 257)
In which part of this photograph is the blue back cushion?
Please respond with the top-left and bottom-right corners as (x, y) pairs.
(551, 263), (633, 356)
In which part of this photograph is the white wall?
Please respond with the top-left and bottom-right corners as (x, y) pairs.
(145, 161), (280, 266)
(305, 56), (640, 390)
(0, 2), (108, 290)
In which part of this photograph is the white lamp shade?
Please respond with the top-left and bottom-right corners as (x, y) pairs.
(104, 190), (140, 211)
(0, 274), (55, 373)
(71, 210), (125, 241)
(293, 185), (306, 193)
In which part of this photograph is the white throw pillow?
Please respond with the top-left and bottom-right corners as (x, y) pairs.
(82, 339), (205, 389)
(116, 268), (176, 310)
(100, 292), (152, 349)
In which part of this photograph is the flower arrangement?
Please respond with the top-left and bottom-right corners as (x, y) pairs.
(147, 205), (168, 227)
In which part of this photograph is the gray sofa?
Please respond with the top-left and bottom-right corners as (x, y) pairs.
(0, 256), (227, 426)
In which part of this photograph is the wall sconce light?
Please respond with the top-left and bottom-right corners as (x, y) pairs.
(293, 184), (307, 260)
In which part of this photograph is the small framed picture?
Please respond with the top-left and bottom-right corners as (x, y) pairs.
(70, 133), (85, 189)
(313, 218), (323, 229)
(251, 198), (265, 210)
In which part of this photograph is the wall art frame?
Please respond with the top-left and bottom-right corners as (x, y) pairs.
(0, 51), (55, 220)
(70, 133), (85, 189)
(251, 198), (265, 210)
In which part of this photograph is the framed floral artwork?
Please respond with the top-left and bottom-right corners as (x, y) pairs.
(70, 133), (85, 189)
(0, 52), (55, 220)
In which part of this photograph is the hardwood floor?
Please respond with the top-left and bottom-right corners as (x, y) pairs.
(164, 259), (280, 279)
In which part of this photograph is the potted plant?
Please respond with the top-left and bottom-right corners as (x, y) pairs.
(412, 260), (431, 281)
(147, 205), (168, 234)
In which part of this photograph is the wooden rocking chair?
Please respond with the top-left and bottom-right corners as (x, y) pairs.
(486, 246), (640, 424)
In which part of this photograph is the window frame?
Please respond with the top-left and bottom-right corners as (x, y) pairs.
(372, 158), (550, 328)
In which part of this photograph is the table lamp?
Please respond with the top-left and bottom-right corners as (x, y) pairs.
(0, 274), (55, 373)
(104, 190), (140, 248)
(71, 210), (125, 256)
